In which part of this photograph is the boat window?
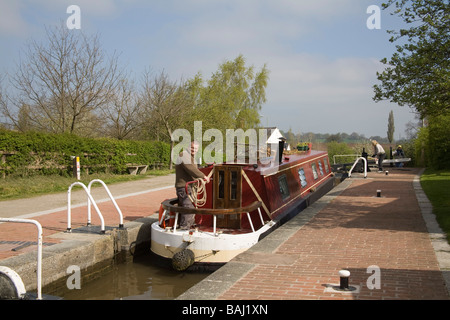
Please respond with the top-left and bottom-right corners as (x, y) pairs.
(230, 170), (237, 200)
(298, 168), (307, 188)
(278, 175), (290, 200)
(311, 163), (319, 180)
(323, 159), (329, 173)
(318, 161), (324, 175)
(218, 170), (225, 199)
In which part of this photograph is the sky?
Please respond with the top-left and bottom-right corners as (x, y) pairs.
(0, 0), (419, 139)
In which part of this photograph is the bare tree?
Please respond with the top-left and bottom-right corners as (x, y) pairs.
(141, 70), (193, 169)
(3, 23), (122, 135)
(0, 75), (15, 130)
(101, 77), (143, 140)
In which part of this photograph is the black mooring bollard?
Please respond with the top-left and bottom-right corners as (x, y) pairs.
(377, 190), (381, 197)
(339, 270), (350, 290)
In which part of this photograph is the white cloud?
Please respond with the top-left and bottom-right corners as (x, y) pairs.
(129, 1), (416, 136)
(0, 0), (417, 137)
(257, 53), (418, 137)
(262, 54), (379, 101)
(173, 0), (362, 48)
(150, 0), (370, 75)
(0, 0), (28, 36)
(35, 0), (120, 16)
(0, 0), (121, 38)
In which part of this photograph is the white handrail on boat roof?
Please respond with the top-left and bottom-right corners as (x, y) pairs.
(348, 157), (367, 178)
(67, 182), (105, 233)
(87, 179), (124, 228)
(0, 218), (43, 300)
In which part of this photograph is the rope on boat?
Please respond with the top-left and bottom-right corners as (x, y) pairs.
(188, 169), (213, 208)
(188, 178), (207, 207)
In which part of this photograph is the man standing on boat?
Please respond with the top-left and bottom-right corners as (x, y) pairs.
(175, 141), (210, 229)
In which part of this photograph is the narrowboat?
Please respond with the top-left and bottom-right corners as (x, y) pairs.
(150, 142), (335, 271)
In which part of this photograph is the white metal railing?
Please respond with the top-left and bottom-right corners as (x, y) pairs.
(174, 212), (179, 233)
(0, 218), (42, 300)
(257, 208), (264, 226)
(87, 179), (124, 228)
(67, 181), (105, 233)
(348, 157), (367, 178)
(161, 210), (263, 236)
(246, 212), (255, 232)
(159, 209), (168, 226)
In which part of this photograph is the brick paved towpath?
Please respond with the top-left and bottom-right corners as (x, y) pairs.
(179, 168), (450, 300)
(1, 169), (449, 300)
(0, 174), (175, 261)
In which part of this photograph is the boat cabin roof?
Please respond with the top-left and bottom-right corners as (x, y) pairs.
(213, 150), (328, 177)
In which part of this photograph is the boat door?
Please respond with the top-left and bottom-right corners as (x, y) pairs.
(213, 165), (242, 228)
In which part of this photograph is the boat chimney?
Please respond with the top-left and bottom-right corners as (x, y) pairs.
(278, 137), (286, 164)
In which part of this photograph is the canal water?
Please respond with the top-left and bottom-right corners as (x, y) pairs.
(60, 254), (210, 300)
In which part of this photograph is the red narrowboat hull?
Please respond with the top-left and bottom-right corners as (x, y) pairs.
(151, 148), (335, 270)
(194, 150), (333, 231)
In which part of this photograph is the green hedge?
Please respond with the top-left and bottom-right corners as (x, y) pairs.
(0, 129), (170, 177)
(326, 141), (355, 164)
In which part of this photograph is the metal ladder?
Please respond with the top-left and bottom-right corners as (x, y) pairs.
(67, 179), (124, 233)
(348, 157), (368, 178)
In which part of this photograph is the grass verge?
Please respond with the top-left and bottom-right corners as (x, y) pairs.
(420, 168), (450, 243)
(0, 169), (174, 201)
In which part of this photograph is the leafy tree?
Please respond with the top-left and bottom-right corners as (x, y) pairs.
(327, 141), (355, 164)
(285, 128), (296, 148)
(326, 133), (343, 143)
(424, 114), (450, 169)
(373, 0), (450, 117)
(387, 110), (395, 143)
(189, 55), (269, 132)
